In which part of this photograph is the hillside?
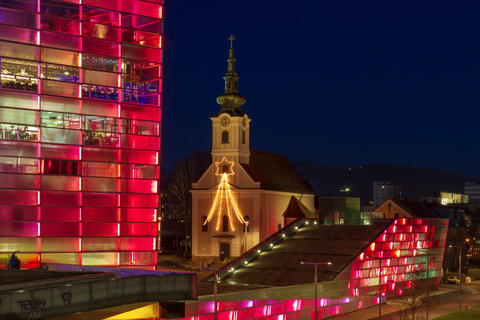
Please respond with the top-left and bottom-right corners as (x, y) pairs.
(292, 162), (480, 206)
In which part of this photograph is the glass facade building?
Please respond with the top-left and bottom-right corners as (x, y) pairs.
(0, 0), (163, 269)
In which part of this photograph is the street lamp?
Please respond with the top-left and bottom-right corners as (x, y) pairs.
(449, 245), (462, 310)
(200, 267), (229, 320)
(300, 261), (332, 320)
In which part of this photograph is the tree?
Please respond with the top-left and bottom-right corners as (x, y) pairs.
(166, 148), (211, 258)
(398, 268), (436, 320)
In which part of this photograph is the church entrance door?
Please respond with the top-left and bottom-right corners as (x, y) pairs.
(220, 243), (230, 260)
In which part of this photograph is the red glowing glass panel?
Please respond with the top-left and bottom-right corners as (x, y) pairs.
(0, 205), (40, 221)
(120, 237), (155, 250)
(120, 223), (156, 236)
(41, 191), (81, 206)
(82, 223), (119, 237)
(121, 208), (156, 222)
(82, 192), (119, 207)
(120, 193), (158, 208)
(82, 208), (120, 222)
(0, 222), (39, 237)
(0, 190), (38, 205)
(41, 207), (80, 221)
(41, 222), (80, 237)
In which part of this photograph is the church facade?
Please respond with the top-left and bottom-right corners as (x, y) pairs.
(191, 39), (315, 263)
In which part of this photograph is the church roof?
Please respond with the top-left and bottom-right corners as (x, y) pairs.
(241, 150), (315, 195)
(283, 196), (316, 218)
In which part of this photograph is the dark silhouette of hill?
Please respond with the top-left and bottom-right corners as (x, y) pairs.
(292, 162), (480, 206)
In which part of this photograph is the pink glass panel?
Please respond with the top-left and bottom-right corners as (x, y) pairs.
(41, 15), (80, 35)
(41, 222), (79, 238)
(0, 7), (39, 28)
(83, 162), (120, 178)
(82, 147), (120, 162)
(122, 44), (161, 63)
(0, 24), (37, 44)
(0, 173), (37, 189)
(82, 208), (120, 221)
(41, 95), (82, 114)
(121, 179), (157, 193)
(121, 104), (161, 121)
(0, 206), (40, 221)
(120, 237), (155, 250)
(82, 192), (119, 207)
(82, 100), (118, 117)
(83, 69), (117, 87)
(41, 191), (81, 206)
(0, 190), (38, 205)
(82, 238), (119, 251)
(122, 0), (162, 19)
(121, 149), (157, 164)
(121, 135), (160, 150)
(0, 222), (39, 237)
(40, 175), (80, 191)
(42, 47), (79, 66)
(83, 22), (120, 42)
(83, 0), (120, 11)
(0, 91), (39, 110)
(82, 223), (119, 237)
(120, 194), (158, 208)
(41, 144), (80, 160)
(0, 40), (38, 61)
(121, 208), (156, 222)
(41, 80), (79, 98)
(41, 207), (80, 221)
(41, 31), (81, 51)
(0, 140), (40, 158)
(82, 176), (120, 192)
(120, 223), (156, 236)
(83, 38), (119, 57)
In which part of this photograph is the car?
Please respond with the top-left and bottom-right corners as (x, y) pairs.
(446, 276), (460, 284)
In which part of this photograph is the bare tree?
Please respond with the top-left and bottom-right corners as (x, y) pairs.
(398, 268), (436, 320)
(166, 148), (211, 258)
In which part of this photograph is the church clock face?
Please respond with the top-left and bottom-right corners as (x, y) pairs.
(220, 116), (231, 127)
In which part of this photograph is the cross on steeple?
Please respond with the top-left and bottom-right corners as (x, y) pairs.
(228, 35), (235, 48)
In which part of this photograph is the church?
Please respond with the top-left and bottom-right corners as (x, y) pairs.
(191, 38), (316, 263)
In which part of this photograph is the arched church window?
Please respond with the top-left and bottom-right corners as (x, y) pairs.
(244, 216), (250, 232)
(202, 216), (208, 232)
(222, 216), (229, 232)
(222, 131), (229, 144)
(242, 130), (245, 144)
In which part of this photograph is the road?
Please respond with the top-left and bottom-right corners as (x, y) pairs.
(426, 284), (480, 318)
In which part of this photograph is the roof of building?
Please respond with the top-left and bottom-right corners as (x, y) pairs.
(283, 196), (316, 219)
(382, 199), (440, 219)
(241, 150), (315, 195)
(204, 224), (385, 289)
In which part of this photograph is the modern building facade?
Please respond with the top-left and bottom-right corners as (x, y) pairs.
(0, 0), (163, 269)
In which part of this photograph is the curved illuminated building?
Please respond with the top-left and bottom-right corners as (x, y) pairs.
(0, 0), (163, 269)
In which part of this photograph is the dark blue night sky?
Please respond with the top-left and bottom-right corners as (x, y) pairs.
(161, 1), (480, 177)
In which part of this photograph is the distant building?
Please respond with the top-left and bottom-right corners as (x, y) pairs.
(373, 181), (401, 207)
(317, 197), (361, 225)
(465, 182), (480, 202)
(421, 191), (469, 205)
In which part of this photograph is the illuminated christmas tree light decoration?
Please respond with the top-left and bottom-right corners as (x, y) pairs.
(204, 157), (246, 231)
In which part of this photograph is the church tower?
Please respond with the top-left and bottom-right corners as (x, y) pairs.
(211, 36), (251, 165)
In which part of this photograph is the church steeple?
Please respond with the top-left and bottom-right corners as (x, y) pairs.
(216, 35), (246, 117)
